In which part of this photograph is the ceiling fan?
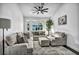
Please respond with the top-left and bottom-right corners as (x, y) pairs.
(32, 3), (49, 14)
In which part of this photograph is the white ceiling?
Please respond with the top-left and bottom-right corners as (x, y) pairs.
(18, 3), (63, 18)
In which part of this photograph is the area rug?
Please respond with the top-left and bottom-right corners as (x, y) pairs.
(33, 41), (76, 55)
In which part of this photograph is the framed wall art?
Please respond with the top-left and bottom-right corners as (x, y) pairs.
(58, 15), (67, 25)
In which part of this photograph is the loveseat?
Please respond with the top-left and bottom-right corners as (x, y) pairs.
(0, 32), (33, 55)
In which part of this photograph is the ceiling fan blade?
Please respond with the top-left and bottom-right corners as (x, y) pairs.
(43, 10), (48, 12)
(42, 8), (48, 11)
(33, 11), (36, 13)
(32, 9), (39, 14)
(41, 11), (44, 14)
(37, 11), (39, 14)
(34, 7), (39, 10)
(33, 10), (38, 13)
(33, 11), (39, 14)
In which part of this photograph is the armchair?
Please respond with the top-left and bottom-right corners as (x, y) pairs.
(50, 32), (67, 46)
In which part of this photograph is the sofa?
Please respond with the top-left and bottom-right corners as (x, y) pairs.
(32, 31), (45, 36)
(50, 32), (67, 46)
(0, 32), (33, 55)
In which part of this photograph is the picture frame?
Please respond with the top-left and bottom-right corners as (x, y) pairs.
(58, 15), (67, 25)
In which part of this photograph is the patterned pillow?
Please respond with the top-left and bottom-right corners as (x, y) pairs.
(16, 33), (28, 44)
(16, 36), (25, 44)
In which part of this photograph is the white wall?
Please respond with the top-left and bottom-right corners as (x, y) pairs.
(0, 3), (23, 38)
(53, 3), (79, 52)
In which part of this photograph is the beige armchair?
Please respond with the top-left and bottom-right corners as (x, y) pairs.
(50, 32), (67, 46)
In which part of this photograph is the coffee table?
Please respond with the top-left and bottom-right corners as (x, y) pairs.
(39, 37), (50, 47)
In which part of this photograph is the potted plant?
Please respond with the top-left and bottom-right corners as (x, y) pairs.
(46, 18), (54, 36)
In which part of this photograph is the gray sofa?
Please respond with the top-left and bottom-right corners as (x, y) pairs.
(0, 32), (33, 55)
(50, 32), (67, 46)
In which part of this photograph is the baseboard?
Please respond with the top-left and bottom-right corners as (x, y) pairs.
(63, 45), (79, 55)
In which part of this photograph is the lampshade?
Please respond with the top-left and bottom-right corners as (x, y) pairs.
(0, 18), (11, 29)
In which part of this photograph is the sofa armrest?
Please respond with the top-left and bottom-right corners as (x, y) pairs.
(27, 37), (33, 48)
(5, 43), (28, 55)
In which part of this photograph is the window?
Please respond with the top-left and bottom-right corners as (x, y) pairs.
(32, 23), (43, 31)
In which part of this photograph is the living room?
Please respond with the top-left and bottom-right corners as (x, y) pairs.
(0, 3), (79, 55)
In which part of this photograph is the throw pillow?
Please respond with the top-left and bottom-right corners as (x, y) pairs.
(17, 37), (25, 44)
(16, 33), (28, 44)
(6, 33), (17, 46)
(24, 33), (30, 39)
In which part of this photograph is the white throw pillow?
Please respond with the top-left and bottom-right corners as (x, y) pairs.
(54, 33), (62, 38)
(6, 33), (17, 46)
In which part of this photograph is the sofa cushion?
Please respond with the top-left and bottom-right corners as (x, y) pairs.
(24, 32), (30, 39)
(54, 32), (62, 38)
(54, 32), (66, 38)
(17, 32), (24, 37)
(16, 36), (25, 44)
(16, 33), (28, 44)
(6, 33), (17, 46)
